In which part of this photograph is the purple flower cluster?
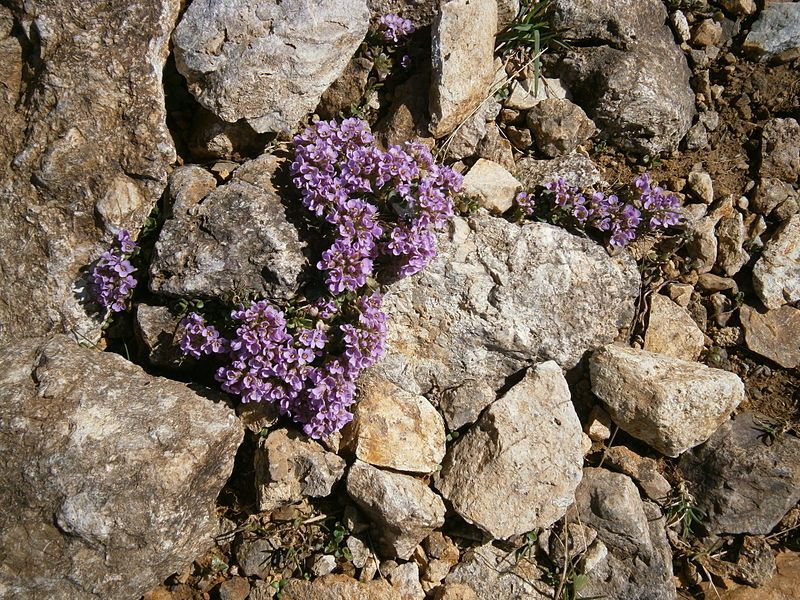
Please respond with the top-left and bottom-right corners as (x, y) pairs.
(90, 230), (138, 312)
(291, 118), (462, 287)
(517, 174), (681, 248)
(378, 14), (415, 43)
(181, 291), (386, 439)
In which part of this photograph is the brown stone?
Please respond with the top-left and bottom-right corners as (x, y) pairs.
(740, 305), (800, 369)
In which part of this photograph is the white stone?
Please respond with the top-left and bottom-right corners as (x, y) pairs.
(461, 159), (522, 214)
(753, 214), (800, 309)
(590, 345), (745, 457)
(644, 294), (705, 361)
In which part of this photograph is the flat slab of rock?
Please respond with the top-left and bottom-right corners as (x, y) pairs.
(526, 98), (596, 158)
(0, 335), (243, 600)
(342, 376), (446, 474)
(429, 0), (497, 137)
(134, 304), (188, 369)
(590, 345), (744, 457)
(570, 468), (677, 600)
(554, 0), (694, 154)
(744, 2), (800, 60)
(515, 152), (602, 190)
(150, 158), (306, 301)
(173, 0), (369, 133)
(753, 213), (800, 310)
(346, 461), (445, 559)
(281, 574), (403, 600)
(255, 429), (346, 512)
(679, 412), (800, 535)
(740, 305), (800, 369)
(375, 215), (640, 429)
(0, 0), (178, 343)
(435, 362), (583, 539)
(644, 294), (705, 361)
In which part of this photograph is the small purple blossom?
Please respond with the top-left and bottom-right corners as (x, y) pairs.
(515, 191), (536, 216)
(90, 230), (139, 312)
(179, 313), (227, 359)
(378, 14), (415, 43)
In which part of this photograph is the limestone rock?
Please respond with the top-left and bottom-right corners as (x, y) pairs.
(432, 584), (479, 600)
(368, 0), (439, 28)
(554, 0), (694, 154)
(744, 3), (800, 60)
(716, 211), (750, 276)
(644, 294), (705, 361)
(375, 72), (434, 148)
(461, 159), (522, 214)
(0, 335), (243, 600)
(134, 304), (187, 369)
(590, 345), (745, 457)
(388, 562), (425, 600)
(444, 100), (501, 161)
(435, 362), (583, 539)
(679, 412), (800, 535)
(759, 118), (800, 183)
(255, 429), (346, 512)
(281, 574), (404, 600)
(0, 0), (178, 344)
(753, 214), (800, 309)
(374, 215), (640, 427)
(150, 157), (307, 301)
(174, 0), (369, 133)
(570, 468), (677, 600)
(515, 152), (602, 190)
(342, 376), (446, 474)
(526, 98), (596, 158)
(429, 0), (497, 137)
(444, 543), (551, 600)
(346, 461), (445, 559)
(318, 57), (374, 120)
(688, 171), (714, 204)
(602, 445), (672, 502)
(188, 108), (269, 160)
(740, 305), (800, 370)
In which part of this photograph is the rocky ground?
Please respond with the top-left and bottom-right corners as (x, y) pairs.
(0, 0), (798, 599)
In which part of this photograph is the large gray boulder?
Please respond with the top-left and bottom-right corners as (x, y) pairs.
(570, 468), (677, 600)
(374, 215), (640, 429)
(435, 362), (583, 539)
(149, 157), (307, 301)
(0, 335), (243, 600)
(0, 0), (178, 344)
(553, 0), (694, 154)
(173, 0), (369, 133)
(744, 2), (800, 60)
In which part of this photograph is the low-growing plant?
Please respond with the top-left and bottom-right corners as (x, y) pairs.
(179, 118), (462, 439)
(664, 483), (706, 540)
(512, 173), (682, 250)
(89, 230), (139, 313)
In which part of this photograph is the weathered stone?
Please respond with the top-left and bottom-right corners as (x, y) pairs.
(476, 124), (516, 173)
(753, 214), (800, 309)
(368, 0), (439, 28)
(461, 159), (522, 214)
(744, 3), (800, 60)
(586, 405), (613, 441)
(388, 562), (425, 600)
(705, 550), (800, 600)
(174, 0), (369, 133)
(429, 0), (497, 137)
(255, 429), (346, 512)
(603, 445), (671, 502)
(721, 0), (756, 17)
(435, 362), (583, 539)
(218, 577), (250, 600)
(554, 0), (694, 154)
(0, 0), (178, 344)
(590, 344), (744, 457)
(281, 574), (404, 600)
(716, 211), (750, 276)
(740, 305), (800, 369)
(679, 412), (800, 535)
(312, 554), (338, 577)
(526, 98), (596, 157)
(341, 376), (446, 474)
(644, 294), (705, 361)
(687, 197), (735, 274)
(346, 461), (445, 559)
(670, 10), (691, 43)
(569, 468), (677, 600)
(688, 171), (714, 204)
(318, 57), (374, 120)
(692, 19), (723, 47)
(375, 72), (434, 148)
(753, 180), (797, 216)
(444, 544), (551, 600)
(759, 118), (800, 183)
(373, 215), (639, 426)
(134, 304), (188, 369)
(150, 156), (306, 301)
(432, 583), (479, 600)
(515, 152), (602, 190)
(188, 108), (268, 160)
(444, 100), (500, 161)
(0, 336), (243, 599)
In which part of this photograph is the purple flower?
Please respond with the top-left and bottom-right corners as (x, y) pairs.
(378, 14), (415, 43)
(90, 230), (139, 312)
(179, 313), (228, 359)
(515, 191), (536, 215)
